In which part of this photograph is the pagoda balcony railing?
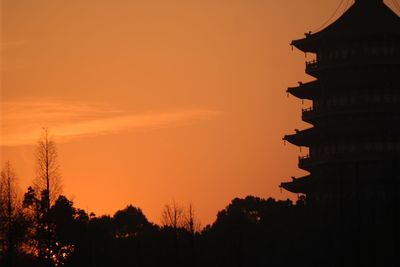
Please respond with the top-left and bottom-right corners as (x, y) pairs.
(298, 155), (312, 170)
(304, 56), (400, 77)
(298, 152), (398, 171)
(301, 104), (400, 123)
(305, 60), (318, 75)
(298, 154), (313, 170)
(298, 154), (311, 160)
(302, 107), (314, 112)
(302, 107), (316, 123)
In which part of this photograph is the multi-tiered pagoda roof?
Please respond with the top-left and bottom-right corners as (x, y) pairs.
(280, 0), (400, 195)
(292, 0), (400, 53)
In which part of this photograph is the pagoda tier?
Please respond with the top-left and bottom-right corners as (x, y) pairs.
(302, 99), (400, 124)
(280, 175), (313, 194)
(287, 81), (318, 100)
(281, 1), (400, 264)
(284, 117), (400, 147)
(281, 154), (399, 195)
(291, 0), (400, 53)
(304, 51), (400, 78)
(302, 90), (400, 124)
(282, 0), (400, 195)
(288, 62), (400, 103)
(298, 151), (400, 172)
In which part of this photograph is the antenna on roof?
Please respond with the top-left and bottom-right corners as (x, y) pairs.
(355, 0), (383, 3)
(390, 0), (400, 13)
(311, 0), (351, 34)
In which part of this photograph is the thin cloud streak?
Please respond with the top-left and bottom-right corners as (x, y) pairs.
(1, 101), (220, 147)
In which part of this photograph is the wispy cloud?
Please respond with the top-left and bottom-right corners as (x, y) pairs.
(1, 100), (220, 147)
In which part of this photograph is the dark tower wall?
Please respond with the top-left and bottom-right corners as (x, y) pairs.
(282, 1), (400, 266)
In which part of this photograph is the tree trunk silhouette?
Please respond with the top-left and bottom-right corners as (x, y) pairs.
(161, 200), (184, 266)
(34, 128), (62, 266)
(0, 162), (19, 267)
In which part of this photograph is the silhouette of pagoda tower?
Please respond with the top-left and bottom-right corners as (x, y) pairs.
(281, 0), (399, 265)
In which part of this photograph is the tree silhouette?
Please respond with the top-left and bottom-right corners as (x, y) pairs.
(33, 128), (62, 266)
(113, 205), (152, 238)
(183, 204), (201, 234)
(48, 195), (82, 266)
(161, 200), (185, 266)
(183, 204), (200, 266)
(161, 200), (184, 229)
(110, 205), (158, 266)
(199, 196), (308, 267)
(34, 128), (62, 205)
(0, 162), (21, 267)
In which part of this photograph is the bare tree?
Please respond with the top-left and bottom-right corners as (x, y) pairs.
(161, 200), (184, 229)
(183, 204), (201, 234)
(184, 204), (201, 266)
(34, 128), (62, 266)
(0, 161), (20, 266)
(161, 200), (185, 265)
(34, 128), (62, 207)
(161, 201), (202, 265)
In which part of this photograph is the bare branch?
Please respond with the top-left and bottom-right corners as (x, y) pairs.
(161, 200), (184, 229)
(0, 161), (20, 218)
(183, 204), (201, 234)
(33, 128), (62, 205)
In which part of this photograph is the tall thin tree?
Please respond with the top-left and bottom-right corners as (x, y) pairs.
(183, 204), (201, 234)
(161, 200), (184, 265)
(34, 128), (62, 266)
(0, 161), (20, 267)
(183, 204), (201, 266)
(34, 128), (61, 209)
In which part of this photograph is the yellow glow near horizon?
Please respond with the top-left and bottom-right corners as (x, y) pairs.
(2, 0), (399, 225)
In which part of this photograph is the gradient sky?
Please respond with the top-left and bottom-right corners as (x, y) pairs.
(2, 0), (399, 225)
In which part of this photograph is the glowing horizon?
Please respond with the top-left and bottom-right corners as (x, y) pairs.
(3, 0), (399, 225)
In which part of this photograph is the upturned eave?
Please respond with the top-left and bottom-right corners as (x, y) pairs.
(291, 37), (318, 53)
(291, 1), (400, 53)
(283, 128), (314, 147)
(280, 175), (313, 194)
(287, 80), (318, 100)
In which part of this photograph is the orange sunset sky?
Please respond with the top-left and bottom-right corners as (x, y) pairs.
(2, 0), (399, 225)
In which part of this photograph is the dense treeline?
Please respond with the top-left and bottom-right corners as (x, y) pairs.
(1, 129), (312, 266)
(1, 188), (308, 267)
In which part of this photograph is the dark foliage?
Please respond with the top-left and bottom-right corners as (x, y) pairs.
(3, 188), (399, 267)
(1, 189), (314, 267)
